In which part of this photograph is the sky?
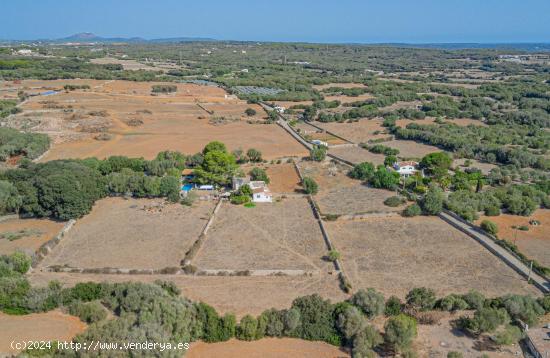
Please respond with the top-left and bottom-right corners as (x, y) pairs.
(2, 0), (550, 43)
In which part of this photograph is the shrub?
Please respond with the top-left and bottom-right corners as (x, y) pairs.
(402, 203), (422, 217)
(350, 288), (385, 319)
(385, 296), (403, 316)
(246, 148), (263, 162)
(494, 325), (523, 345)
(349, 162), (375, 181)
(69, 301), (107, 323)
(438, 294), (469, 312)
(302, 177), (318, 195)
(290, 294), (341, 345)
(538, 295), (550, 313)
(406, 288), (436, 311)
(337, 305), (365, 339)
(384, 314), (417, 352)
(501, 294), (545, 326)
(458, 307), (509, 334)
(461, 290), (485, 310)
(249, 167), (270, 183)
(384, 196), (406, 207)
(484, 205), (500, 216)
(421, 184), (444, 215)
(151, 84), (177, 93)
(237, 315), (258, 341)
(310, 145), (327, 162)
(327, 250), (340, 262)
(480, 220), (498, 235)
(245, 108), (257, 116)
(447, 352), (463, 358)
(351, 325), (382, 357)
(62, 282), (105, 305)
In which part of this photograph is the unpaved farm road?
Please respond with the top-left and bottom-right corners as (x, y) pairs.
(439, 211), (550, 294)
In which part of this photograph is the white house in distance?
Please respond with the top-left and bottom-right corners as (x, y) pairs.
(232, 177), (273, 203)
(393, 161), (421, 178)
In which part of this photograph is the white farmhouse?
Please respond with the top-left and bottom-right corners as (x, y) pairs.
(393, 161), (420, 178)
(232, 177), (272, 203)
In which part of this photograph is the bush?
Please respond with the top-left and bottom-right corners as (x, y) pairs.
(461, 290), (485, 310)
(384, 196), (406, 207)
(302, 177), (319, 195)
(539, 295), (550, 313)
(458, 307), (509, 334)
(151, 84), (177, 93)
(385, 296), (403, 316)
(406, 288), (436, 311)
(290, 294), (341, 345)
(447, 352), (463, 358)
(494, 324), (523, 345)
(246, 148), (263, 162)
(249, 167), (270, 183)
(402, 203), (422, 217)
(501, 294), (545, 326)
(350, 288), (385, 319)
(237, 315), (258, 341)
(337, 305), (365, 339)
(68, 301), (107, 323)
(310, 145), (327, 162)
(327, 250), (340, 262)
(245, 108), (257, 116)
(438, 294), (468, 312)
(480, 220), (498, 235)
(384, 314), (417, 352)
(351, 325), (382, 357)
(349, 162), (375, 181)
(421, 184), (444, 215)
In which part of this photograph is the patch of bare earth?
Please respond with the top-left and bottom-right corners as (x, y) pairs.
(38, 197), (214, 270)
(326, 216), (540, 298)
(316, 120), (389, 143)
(383, 139), (442, 159)
(0, 310), (86, 355)
(194, 198), (330, 272)
(188, 338), (349, 358)
(0, 218), (65, 256)
(329, 146), (385, 165)
(476, 209), (550, 268)
(453, 158), (497, 175)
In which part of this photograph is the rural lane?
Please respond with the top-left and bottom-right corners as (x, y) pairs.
(439, 211), (550, 294)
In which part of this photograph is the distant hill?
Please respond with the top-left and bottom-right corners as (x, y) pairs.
(56, 33), (215, 43)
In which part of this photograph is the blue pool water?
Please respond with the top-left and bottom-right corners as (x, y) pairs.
(181, 184), (194, 192)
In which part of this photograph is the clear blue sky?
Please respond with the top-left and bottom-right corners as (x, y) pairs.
(2, 0), (550, 43)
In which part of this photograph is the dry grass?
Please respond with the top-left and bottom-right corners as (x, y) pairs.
(312, 83), (367, 90)
(39, 197), (215, 270)
(6, 79), (307, 160)
(0, 218), (65, 256)
(0, 310), (86, 355)
(453, 158), (497, 175)
(328, 146), (385, 165)
(298, 161), (405, 216)
(476, 209), (550, 267)
(326, 216), (541, 298)
(383, 139), (442, 159)
(188, 338), (350, 358)
(316, 120), (388, 143)
(195, 198), (329, 271)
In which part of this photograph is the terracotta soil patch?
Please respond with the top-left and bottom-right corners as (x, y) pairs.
(476, 209), (550, 268)
(28, 272), (347, 318)
(0, 218), (65, 256)
(6, 80), (307, 161)
(316, 120), (389, 143)
(90, 57), (159, 71)
(383, 139), (442, 159)
(328, 146), (385, 165)
(298, 161), (405, 216)
(326, 216), (540, 298)
(39, 197), (215, 270)
(324, 93), (375, 104)
(188, 338), (349, 358)
(0, 310), (86, 355)
(200, 102), (265, 120)
(194, 198), (330, 271)
(266, 163), (301, 193)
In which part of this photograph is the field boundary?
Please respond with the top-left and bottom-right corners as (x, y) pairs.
(0, 214), (19, 223)
(303, 120), (355, 144)
(196, 102), (214, 115)
(182, 198), (223, 267)
(32, 219), (76, 269)
(439, 210), (550, 293)
(293, 161), (353, 293)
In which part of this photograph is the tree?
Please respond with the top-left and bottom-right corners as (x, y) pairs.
(351, 288), (385, 319)
(384, 155), (398, 167)
(420, 152), (452, 177)
(202, 141), (227, 155)
(352, 325), (382, 357)
(291, 294), (341, 345)
(237, 315), (258, 341)
(480, 220), (498, 235)
(406, 287), (436, 311)
(0, 180), (21, 214)
(369, 166), (400, 190)
(349, 162), (375, 181)
(194, 148), (238, 186)
(302, 177), (318, 195)
(310, 145), (327, 162)
(421, 184), (444, 215)
(246, 148), (263, 162)
(337, 306), (365, 339)
(384, 314), (417, 352)
(245, 108), (257, 117)
(249, 167), (270, 184)
(160, 175), (180, 202)
(494, 325), (523, 346)
(458, 307), (510, 334)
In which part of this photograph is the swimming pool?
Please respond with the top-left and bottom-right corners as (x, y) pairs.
(181, 184), (194, 192)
